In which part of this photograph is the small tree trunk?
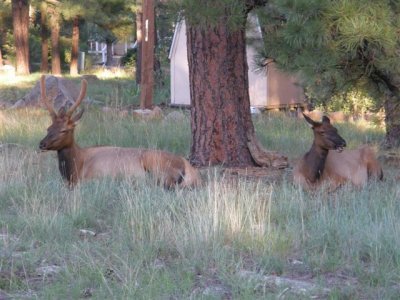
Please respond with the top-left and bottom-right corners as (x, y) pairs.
(12, 0), (30, 75)
(139, 0), (155, 109)
(50, 7), (61, 76)
(70, 16), (79, 75)
(384, 95), (400, 148)
(135, 9), (142, 84)
(40, 1), (48, 73)
(105, 40), (113, 66)
(0, 48), (3, 66)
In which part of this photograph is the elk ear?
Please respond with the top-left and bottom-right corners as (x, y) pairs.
(72, 108), (84, 123)
(322, 115), (331, 124)
(303, 113), (316, 127)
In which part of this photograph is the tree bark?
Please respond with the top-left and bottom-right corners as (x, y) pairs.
(106, 40), (113, 66)
(383, 95), (400, 148)
(49, 6), (61, 76)
(0, 48), (3, 66)
(140, 0), (155, 109)
(186, 18), (257, 167)
(40, 1), (48, 73)
(186, 1), (288, 168)
(136, 9), (142, 84)
(372, 70), (400, 148)
(70, 16), (79, 75)
(12, 0), (30, 75)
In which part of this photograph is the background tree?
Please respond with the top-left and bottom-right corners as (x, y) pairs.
(0, 1), (12, 66)
(135, 0), (142, 84)
(181, 0), (286, 168)
(47, 0), (61, 75)
(61, 0), (95, 75)
(90, 0), (135, 67)
(12, 0), (30, 75)
(39, 0), (49, 73)
(258, 0), (400, 147)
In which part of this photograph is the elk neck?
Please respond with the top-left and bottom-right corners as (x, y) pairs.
(57, 141), (83, 185)
(303, 142), (329, 183)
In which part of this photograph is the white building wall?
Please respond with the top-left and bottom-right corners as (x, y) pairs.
(169, 21), (191, 105)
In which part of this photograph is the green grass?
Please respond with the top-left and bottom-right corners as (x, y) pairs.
(0, 72), (169, 109)
(1, 77), (399, 299)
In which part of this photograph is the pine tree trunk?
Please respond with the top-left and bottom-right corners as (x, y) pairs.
(186, 19), (257, 167)
(70, 16), (79, 75)
(372, 70), (400, 148)
(136, 9), (142, 84)
(12, 0), (30, 75)
(50, 7), (61, 76)
(106, 40), (113, 66)
(384, 95), (400, 148)
(40, 1), (48, 73)
(186, 2), (287, 169)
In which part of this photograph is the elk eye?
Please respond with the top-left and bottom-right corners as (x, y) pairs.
(60, 129), (68, 133)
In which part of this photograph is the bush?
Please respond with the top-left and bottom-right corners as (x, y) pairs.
(120, 48), (136, 68)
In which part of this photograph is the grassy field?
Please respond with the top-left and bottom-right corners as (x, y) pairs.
(1, 75), (399, 299)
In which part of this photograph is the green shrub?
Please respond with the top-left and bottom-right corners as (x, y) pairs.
(120, 48), (136, 68)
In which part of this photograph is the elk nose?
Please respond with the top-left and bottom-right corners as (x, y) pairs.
(39, 140), (46, 150)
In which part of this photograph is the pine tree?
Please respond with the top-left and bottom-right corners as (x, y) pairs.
(12, 0), (30, 75)
(47, 1), (61, 75)
(61, 0), (95, 75)
(0, 1), (11, 66)
(89, 0), (135, 67)
(180, 0), (287, 168)
(39, 1), (49, 73)
(258, 0), (400, 147)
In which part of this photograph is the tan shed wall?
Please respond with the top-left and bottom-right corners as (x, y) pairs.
(266, 64), (305, 109)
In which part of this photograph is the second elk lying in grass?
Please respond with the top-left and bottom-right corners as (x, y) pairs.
(38, 75), (201, 189)
(293, 114), (383, 190)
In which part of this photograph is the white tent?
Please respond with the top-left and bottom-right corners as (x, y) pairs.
(169, 15), (305, 109)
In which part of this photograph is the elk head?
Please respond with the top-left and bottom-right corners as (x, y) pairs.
(39, 76), (87, 151)
(303, 113), (347, 152)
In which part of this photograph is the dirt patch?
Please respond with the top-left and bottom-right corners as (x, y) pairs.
(221, 167), (288, 183)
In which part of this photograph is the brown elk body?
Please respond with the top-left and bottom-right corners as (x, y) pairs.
(38, 76), (201, 188)
(293, 114), (383, 190)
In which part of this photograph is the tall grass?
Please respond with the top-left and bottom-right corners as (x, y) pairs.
(1, 103), (399, 298)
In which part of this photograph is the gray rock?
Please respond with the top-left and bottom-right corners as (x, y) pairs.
(11, 75), (84, 113)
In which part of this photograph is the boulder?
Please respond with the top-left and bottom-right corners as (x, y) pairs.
(0, 64), (15, 77)
(132, 106), (163, 120)
(164, 110), (188, 122)
(11, 75), (84, 112)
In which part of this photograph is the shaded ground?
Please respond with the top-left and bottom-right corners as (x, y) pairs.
(221, 166), (290, 184)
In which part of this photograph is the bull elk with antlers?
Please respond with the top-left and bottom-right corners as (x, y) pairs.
(38, 75), (201, 188)
(293, 114), (383, 190)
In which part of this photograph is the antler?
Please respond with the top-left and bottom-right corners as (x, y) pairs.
(40, 75), (57, 119)
(66, 79), (87, 117)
